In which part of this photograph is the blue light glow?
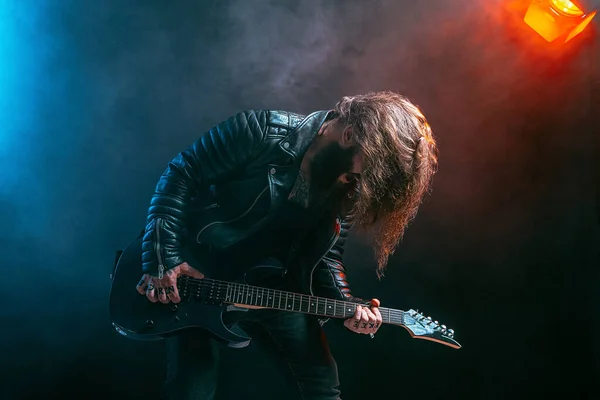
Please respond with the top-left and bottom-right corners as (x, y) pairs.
(0, 0), (46, 191)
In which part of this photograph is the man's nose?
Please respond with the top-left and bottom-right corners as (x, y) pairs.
(338, 173), (354, 184)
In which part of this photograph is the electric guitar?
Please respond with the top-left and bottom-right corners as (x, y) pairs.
(109, 236), (461, 349)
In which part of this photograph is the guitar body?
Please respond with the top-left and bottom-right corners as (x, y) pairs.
(109, 237), (252, 348)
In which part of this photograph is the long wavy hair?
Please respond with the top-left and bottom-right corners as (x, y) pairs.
(333, 91), (438, 278)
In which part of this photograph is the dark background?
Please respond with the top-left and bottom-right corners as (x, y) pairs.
(1, 0), (599, 398)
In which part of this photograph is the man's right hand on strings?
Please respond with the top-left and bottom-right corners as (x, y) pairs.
(136, 262), (204, 304)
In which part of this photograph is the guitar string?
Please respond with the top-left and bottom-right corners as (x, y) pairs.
(179, 277), (406, 318)
(150, 278), (449, 335)
(172, 277), (406, 322)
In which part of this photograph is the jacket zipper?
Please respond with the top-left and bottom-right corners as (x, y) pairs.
(155, 218), (165, 279)
(309, 217), (341, 296)
(196, 186), (269, 244)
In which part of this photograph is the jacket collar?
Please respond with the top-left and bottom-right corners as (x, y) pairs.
(265, 110), (332, 222)
(278, 110), (332, 162)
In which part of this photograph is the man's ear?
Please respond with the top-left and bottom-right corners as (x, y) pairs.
(342, 126), (353, 145)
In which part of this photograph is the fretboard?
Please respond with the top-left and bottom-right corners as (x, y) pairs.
(179, 277), (405, 325)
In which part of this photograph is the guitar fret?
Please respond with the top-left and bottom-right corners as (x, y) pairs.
(278, 291), (282, 309)
(209, 280), (403, 328)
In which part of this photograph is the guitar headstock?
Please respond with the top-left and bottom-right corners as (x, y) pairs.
(402, 309), (461, 349)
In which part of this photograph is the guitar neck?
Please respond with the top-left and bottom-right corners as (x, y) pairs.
(181, 277), (405, 325)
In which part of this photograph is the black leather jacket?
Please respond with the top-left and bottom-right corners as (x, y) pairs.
(141, 109), (365, 303)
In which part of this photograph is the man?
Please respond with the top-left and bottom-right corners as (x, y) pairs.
(135, 91), (438, 399)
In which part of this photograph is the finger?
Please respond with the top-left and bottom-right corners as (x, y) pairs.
(361, 308), (370, 322)
(159, 275), (179, 304)
(364, 308), (378, 332)
(146, 282), (158, 303)
(360, 309), (369, 332)
(366, 310), (377, 331)
(136, 275), (150, 295)
(157, 283), (169, 304)
(354, 305), (362, 320)
(372, 308), (383, 325)
(166, 280), (181, 303)
(370, 298), (381, 308)
(373, 307), (383, 329)
(365, 307), (377, 321)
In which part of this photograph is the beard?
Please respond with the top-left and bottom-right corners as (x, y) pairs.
(307, 141), (357, 212)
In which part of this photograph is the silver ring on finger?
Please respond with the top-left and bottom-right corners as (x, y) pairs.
(369, 333), (375, 339)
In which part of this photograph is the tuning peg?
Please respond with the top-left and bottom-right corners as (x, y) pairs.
(448, 329), (454, 338)
(441, 324), (447, 331)
(434, 320), (439, 326)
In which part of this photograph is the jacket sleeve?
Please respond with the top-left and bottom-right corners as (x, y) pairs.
(311, 215), (369, 305)
(141, 110), (268, 276)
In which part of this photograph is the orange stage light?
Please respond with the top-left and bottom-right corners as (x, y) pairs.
(524, 0), (596, 42)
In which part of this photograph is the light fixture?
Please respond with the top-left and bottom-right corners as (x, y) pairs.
(524, 0), (597, 43)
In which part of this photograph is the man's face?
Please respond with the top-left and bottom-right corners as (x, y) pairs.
(308, 140), (361, 208)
